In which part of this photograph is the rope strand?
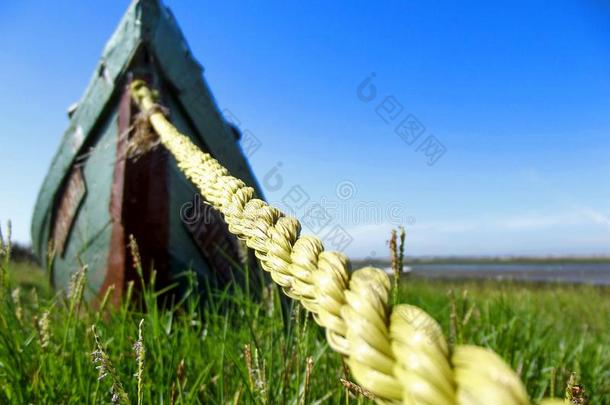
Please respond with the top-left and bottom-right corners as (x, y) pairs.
(129, 80), (558, 404)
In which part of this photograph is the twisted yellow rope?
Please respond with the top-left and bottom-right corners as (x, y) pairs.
(130, 81), (559, 405)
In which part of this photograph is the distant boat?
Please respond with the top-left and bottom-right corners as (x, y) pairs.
(383, 265), (413, 274)
(31, 0), (264, 301)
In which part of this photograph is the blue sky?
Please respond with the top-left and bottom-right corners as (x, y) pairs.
(2, 0), (610, 258)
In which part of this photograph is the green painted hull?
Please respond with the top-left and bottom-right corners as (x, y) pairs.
(31, 0), (264, 299)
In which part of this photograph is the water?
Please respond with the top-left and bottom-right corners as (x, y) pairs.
(385, 263), (610, 285)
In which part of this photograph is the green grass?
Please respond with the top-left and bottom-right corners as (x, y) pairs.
(0, 257), (608, 404)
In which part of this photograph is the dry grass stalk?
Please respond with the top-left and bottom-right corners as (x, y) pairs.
(170, 359), (186, 405)
(1, 221), (11, 258)
(38, 310), (51, 349)
(389, 226), (408, 305)
(448, 289), (460, 345)
(301, 356), (314, 405)
(339, 357), (375, 400)
(0, 221), (11, 292)
(339, 378), (376, 400)
(128, 235), (142, 276)
(389, 229), (399, 305)
(244, 343), (267, 400)
(244, 344), (254, 390)
(11, 288), (22, 321)
(134, 319), (145, 405)
(91, 325), (130, 404)
(389, 229), (398, 274)
(398, 226), (406, 273)
(68, 265), (88, 313)
(252, 345), (267, 400)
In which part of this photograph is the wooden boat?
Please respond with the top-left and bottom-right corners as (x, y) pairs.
(31, 0), (265, 301)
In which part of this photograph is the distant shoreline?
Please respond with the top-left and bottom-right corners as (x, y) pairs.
(371, 261), (610, 286)
(353, 255), (610, 268)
